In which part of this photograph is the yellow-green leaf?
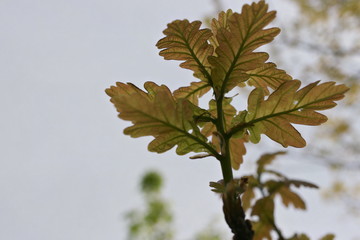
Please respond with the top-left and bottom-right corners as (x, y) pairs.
(173, 81), (211, 105)
(244, 80), (349, 147)
(106, 82), (216, 156)
(277, 186), (306, 209)
(241, 175), (257, 211)
(210, 9), (233, 49)
(319, 234), (335, 240)
(202, 98), (237, 137)
(156, 20), (213, 82)
(247, 62), (293, 95)
(257, 151), (286, 174)
(209, 1), (280, 93)
(251, 197), (275, 240)
(251, 197), (274, 223)
(287, 179), (319, 189)
(230, 137), (247, 170)
(289, 234), (311, 240)
(265, 180), (311, 209)
(211, 134), (246, 170)
(252, 221), (272, 240)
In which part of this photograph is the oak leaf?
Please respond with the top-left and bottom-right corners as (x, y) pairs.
(251, 197), (275, 240)
(257, 151), (286, 174)
(241, 175), (257, 211)
(247, 62), (293, 95)
(289, 234), (311, 240)
(156, 20), (213, 82)
(173, 81), (211, 105)
(210, 9), (233, 49)
(209, 1), (280, 93)
(319, 234), (335, 240)
(106, 82), (216, 155)
(244, 80), (349, 147)
(202, 98), (237, 137)
(265, 180), (309, 209)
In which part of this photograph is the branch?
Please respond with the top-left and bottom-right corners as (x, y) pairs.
(222, 181), (254, 240)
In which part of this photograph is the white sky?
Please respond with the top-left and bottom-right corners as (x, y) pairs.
(1, 0), (359, 239)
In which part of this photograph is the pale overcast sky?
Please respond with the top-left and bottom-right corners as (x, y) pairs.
(1, 0), (359, 239)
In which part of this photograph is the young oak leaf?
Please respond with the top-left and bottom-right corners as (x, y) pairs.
(247, 62), (293, 95)
(106, 81), (217, 156)
(288, 234), (311, 240)
(276, 186), (306, 209)
(201, 98), (237, 137)
(286, 179), (319, 189)
(173, 81), (211, 105)
(241, 175), (257, 211)
(319, 234), (335, 240)
(212, 135), (247, 170)
(208, 0), (280, 93)
(243, 80), (349, 147)
(156, 20), (213, 82)
(251, 197), (275, 240)
(257, 151), (286, 174)
(229, 137), (247, 170)
(209, 9), (233, 49)
(265, 179), (319, 209)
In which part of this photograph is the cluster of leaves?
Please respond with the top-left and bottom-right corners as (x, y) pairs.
(107, 0), (348, 239)
(106, 0), (348, 169)
(211, 152), (336, 240)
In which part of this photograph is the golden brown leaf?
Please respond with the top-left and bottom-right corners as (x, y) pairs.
(229, 137), (246, 170)
(106, 82), (216, 155)
(251, 197), (275, 240)
(156, 20), (213, 82)
(173, 81), (211, 105)
(210, 9), (233, 49)
(209, 1), (280, 93)
(247, 62), (293, 95)
(244, 80), (349, 147)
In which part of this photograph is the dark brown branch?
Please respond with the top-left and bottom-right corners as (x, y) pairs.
(222, 183), (254, 240)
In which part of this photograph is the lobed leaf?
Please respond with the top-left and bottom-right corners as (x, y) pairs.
(106, 82), (217, 156)
(251, 197), (274, 240)
(243, 80), (349, 147)
(265, 180), (308, 209)
(287, 179), (319, 189)
(257, 151), (286, 174)
(202, 98), (237, 137)
(277, 186), (306, 209)
(209, 1), (280, 93)
(207, 97), (247, 170)
(229, 137), (247, 170)
(251, 197), (274, 223)
(289, 234), (311, 240)
(247, 62), (293, 95)
(319, 234), (335, 240)
(241, 175), (257, 211)
(210, 9), (233, 49)
(156, 20), (213, 82)
(173, 81), (211, 105)
(252, 221), (272, 240)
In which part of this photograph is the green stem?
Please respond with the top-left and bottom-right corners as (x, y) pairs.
(220, 137), (233, 184)
(216, 93), (233, 185)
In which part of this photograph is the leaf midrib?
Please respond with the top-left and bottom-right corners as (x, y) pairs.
(228, 91), (343, 136)
(124, 101), (220, 157)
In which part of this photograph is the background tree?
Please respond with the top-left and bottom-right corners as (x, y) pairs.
(270, 0), (360, 213)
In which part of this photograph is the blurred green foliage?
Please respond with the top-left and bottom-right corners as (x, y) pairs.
(125, 171), (173, 240)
